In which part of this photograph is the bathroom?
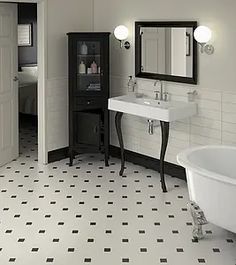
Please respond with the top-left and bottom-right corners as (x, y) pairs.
(0, 0), (236, 264)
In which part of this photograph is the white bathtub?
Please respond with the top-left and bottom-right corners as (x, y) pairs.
(177, 145), (236, 234)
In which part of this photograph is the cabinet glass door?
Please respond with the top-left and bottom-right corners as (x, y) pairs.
(76, 40), (102, 92)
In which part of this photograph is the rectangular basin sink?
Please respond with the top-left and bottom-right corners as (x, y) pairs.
(108, 95), (197, 122)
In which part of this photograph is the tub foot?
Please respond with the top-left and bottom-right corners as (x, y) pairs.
(188, 201), (208, 240)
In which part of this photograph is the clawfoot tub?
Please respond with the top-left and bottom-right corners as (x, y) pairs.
(177, 146), (236, 239)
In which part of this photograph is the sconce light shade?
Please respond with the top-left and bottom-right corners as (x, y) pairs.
(114, 25), (129, 41)
(194, 25), (214, 55)
(194, 26), (212, 44)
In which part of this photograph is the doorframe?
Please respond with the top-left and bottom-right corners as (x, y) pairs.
(1, 0), (48, 164)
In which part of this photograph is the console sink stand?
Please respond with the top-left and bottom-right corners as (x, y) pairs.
(115, 111), (169, 193)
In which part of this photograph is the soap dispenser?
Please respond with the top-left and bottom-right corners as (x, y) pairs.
(91, 61), (97, 74)
(79, 61), (86, 74)
(127, 76), (137, 92)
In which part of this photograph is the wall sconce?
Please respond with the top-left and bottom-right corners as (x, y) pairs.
(114, 25), (131, 49)
(194, 26), (214, 55)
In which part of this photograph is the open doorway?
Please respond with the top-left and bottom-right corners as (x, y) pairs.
(0, 0), (47, 167)
(18, 3), (38, 160)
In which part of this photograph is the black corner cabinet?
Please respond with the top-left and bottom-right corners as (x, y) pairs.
(67, 32), (110, 166)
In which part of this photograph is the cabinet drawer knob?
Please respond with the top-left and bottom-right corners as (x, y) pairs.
(87, 101), (91, 105)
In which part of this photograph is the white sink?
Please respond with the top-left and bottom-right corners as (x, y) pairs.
(108, 95), (197, 122)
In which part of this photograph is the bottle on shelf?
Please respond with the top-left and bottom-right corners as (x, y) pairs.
(91, 61), (97, 74)
(79, 61), (86, 74)
(87, 67), (92, 74)
(80, 42), (88, 55)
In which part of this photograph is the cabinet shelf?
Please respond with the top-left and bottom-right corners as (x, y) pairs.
(77, 54), (101, 57)
(77, 74), (100, 77)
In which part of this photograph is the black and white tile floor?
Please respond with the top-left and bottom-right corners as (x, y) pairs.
(0, 126), (236, 265)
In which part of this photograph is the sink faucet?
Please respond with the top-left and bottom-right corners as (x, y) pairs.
(154, 80), (166, 101)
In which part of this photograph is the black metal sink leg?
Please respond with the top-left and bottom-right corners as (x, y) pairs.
(160, 121), (169, 193)
(115, 112), (124, 176)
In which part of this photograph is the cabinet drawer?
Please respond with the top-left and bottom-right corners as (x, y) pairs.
(74, 97), (106, 110)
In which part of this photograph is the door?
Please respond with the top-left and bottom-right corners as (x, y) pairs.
(141, 27), (166, 74)
(75, 112), (101, 147)
(0, 3), (18, 167)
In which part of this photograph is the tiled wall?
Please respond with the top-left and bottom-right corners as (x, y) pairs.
(110, 75), (236, 165)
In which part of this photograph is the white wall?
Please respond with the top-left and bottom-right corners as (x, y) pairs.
(93, 0), (236, 165)
(46, 0), (94, 151)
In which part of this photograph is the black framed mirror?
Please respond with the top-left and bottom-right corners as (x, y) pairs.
(135, 21), (198, 84)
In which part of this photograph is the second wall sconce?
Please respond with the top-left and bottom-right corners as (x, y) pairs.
(114, 25), (131, 49)
(194, 25), (214, 55)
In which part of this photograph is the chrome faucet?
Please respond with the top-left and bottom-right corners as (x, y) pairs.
(154, 80), (168, 101)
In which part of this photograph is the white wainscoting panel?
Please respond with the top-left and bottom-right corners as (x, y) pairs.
(47, 77), (68, 152)
(46, 74), (236, 166)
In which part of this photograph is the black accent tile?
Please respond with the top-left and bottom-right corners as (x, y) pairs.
(76, 215), (82, 218)
(176, 248), (184, 252)
(46, 258), (54, 262)
(140, 248), (147, 252)
(172, 230), (179, 234)
(198, 258), (206, 263)
(160, 258), (167, 263)
(68, 248), (75, 252)
(104, 248), (111, 252)
(139, 230), (145, 234)
(31, 248), (39, 252)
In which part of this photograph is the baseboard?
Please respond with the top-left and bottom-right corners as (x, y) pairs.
(47, 145), (186, 181)
(48, 147), (69, 163)
(109, 145), (186, 181)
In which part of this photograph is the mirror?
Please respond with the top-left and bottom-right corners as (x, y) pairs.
(135, 21), (198, 84)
